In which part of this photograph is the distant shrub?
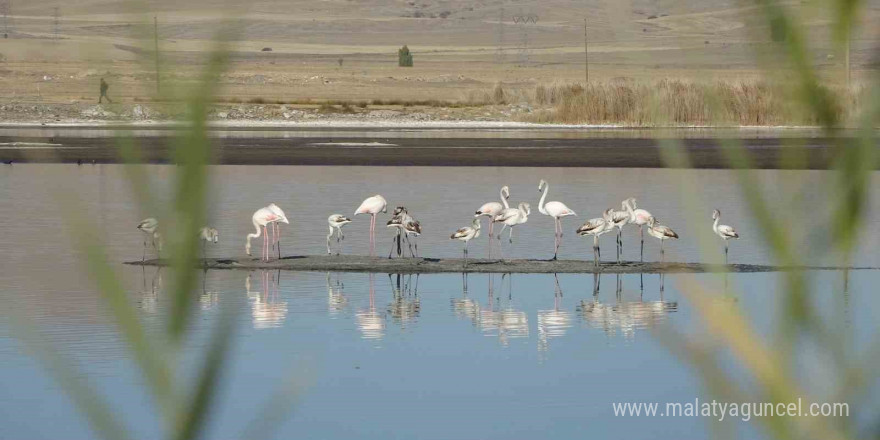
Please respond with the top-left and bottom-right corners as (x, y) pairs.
(398, 45), (413, 67)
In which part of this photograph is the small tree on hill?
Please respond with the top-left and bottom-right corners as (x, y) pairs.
(398, 45), (413, 67)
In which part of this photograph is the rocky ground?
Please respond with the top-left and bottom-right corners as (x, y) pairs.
(0, 101), (539, 125)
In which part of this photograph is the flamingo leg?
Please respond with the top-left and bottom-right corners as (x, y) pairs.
(388, 231), (398, 259)
(725, 241), (729, 265)
(553, 219), (562, 260)
(487, 220), (493, 258)
(509, 226), (514, 244)
(615, 229), (620, 263)
(619, 229), (624, 262)
(369, 214), (376, 256)
(276, 223), (282, 260)
(660, 240), (665, 263)
(142, 238), (147, 262)
(640, 226), (645, 262)
(497, 223), (508, 240)
(593, 234), (599, 268)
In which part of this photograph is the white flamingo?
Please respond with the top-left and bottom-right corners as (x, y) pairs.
(327, 214), (352, 255)
(494, 202), (530, 259)
(624, 197), (653, 262)
(246, 207), (288, 261)
(451, 218), (481, 266)
(538, 179), (576, 260)
(712, 209), (740, 263)
(355, 195), (387, 257)
(609, 202), (630, 263)
(576, 209), (615, 267)
(267, 203), (287, 259)
(475, 185), (510, 256)
(199, 226), (219, 259)
(647, 216), (679, 262)
(137, 217), (161, 261)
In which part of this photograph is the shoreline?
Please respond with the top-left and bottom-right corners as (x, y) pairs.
(0, 123), (871, 168)
(125, 255), (872, 274)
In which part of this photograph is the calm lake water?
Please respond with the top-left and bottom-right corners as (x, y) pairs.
(1, 164), (878, 439)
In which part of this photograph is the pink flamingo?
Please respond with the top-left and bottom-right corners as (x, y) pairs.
(538, 179), (576, 260)
(355, 195), (387, 256)
(246, 207), (289, 262)
(475, 185), (509, 257)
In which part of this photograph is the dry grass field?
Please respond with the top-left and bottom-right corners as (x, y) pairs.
(0, 0), (878, 124)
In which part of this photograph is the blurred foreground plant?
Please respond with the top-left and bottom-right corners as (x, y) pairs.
(656, 1), (878, 439)
(7, 30), (294, 440)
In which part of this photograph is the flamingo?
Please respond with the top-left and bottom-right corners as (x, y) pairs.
(624, 197), (653, 262)
(712, 209), (739, 263)
(451, 218), (481, 266)
(137, 217), (162, 261)
(576, 209), (615, 267)
(493, 202), (530, 259)
(609, 202), (630, 263)
(355, 195), (387, 256)
(386, 206), (410, 258)
(537, 179), (576, 260)
(199, 226), (219, 259)
(327, 214), (352, 255)
(647, 216), (679, 262)
(267, 203), (287, 259)
(246, 207), (288, 262)
(475, 185), (510, 256)
(403, 218), (422, 258)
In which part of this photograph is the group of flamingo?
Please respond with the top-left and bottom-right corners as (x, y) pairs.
(136, 180), (741, 266)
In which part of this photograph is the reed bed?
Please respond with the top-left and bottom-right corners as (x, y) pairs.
(510, 79), (862, 126)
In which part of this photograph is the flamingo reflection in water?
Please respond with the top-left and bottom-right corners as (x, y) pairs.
(356, 273), (386, 340)
(139, 267), (163, 314)
(577, 273), (677, 341)
(479, 274), (529, 346)
(451, 273), (480, 325)
(326, 272), (349, 317)
(387, 273), (420, 327)
(245, 270), (288, 330)
(537, 274), (573, 357)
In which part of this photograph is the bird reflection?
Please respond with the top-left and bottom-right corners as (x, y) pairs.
(451, 273), (480, 325)
(327, 272), (348, 316)
(139, 266), (162, 314)
(356, 273), (385, 340)
(245, 270), (288, 330)
(386, 273), (420, 327)
(537, 274), (573, 355)
(480, 274), (529, 346)
(577, 273), (677, 341)
(199, 269), (218, 311)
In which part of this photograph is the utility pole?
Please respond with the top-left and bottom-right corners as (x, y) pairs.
(52, 7), (59, 41)
(154, 16), (160, 94)
(584, 18), (589, 84)
(845, 35), (851, 89)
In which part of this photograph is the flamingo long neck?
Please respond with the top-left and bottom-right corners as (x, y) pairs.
(246, 218), (262, 253)
(538, 183), (549, 215)
(500, 187), (509, 209)
(624, 199), (635, 218)
(713, 216), (720, 233)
